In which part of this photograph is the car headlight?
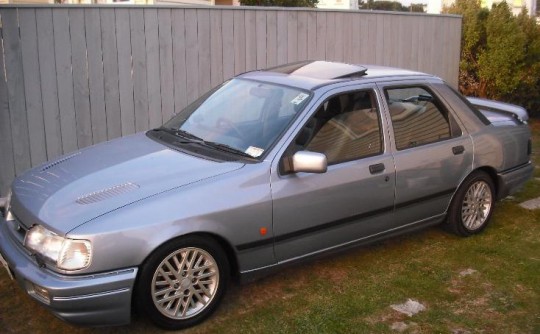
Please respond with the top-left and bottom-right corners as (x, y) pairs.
(24, 225), (92, 271)
(4, 189), (14, 221)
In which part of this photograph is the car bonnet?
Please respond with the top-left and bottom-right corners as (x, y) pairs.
(9, 133), (244, 234)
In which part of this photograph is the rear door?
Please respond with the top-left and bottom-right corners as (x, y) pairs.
(377, 83), (473, 226)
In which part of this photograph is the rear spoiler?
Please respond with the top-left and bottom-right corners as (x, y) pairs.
(467, 97), (529, 122)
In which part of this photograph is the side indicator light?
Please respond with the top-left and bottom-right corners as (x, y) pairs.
(259, 227), (267, 236)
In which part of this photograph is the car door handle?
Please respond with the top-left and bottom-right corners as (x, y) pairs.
(369, 163), (385, 174)
(452, 145), (465, 155)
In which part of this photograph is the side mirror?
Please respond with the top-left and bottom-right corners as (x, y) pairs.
(291, 151), (327, 174)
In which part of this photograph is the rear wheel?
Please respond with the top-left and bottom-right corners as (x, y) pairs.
(447, 171), (495, 236)
(137, 236), (229, 330)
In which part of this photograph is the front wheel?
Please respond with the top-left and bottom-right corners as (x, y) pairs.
(447, 171), (496, 236)
(136, 236), (230, 330)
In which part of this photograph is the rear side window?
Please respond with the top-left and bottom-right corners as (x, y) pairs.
(385, 86), (462, 150)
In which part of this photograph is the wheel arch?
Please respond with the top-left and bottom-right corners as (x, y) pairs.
(446, 166), (499, 214)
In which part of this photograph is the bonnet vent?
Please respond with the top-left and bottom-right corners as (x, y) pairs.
(40, 152), (81, 172)
(76, 182), (140, 205)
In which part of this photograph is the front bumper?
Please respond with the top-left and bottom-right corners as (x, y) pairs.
(0, 215), (137, 326)
(497, 161), (535, 199)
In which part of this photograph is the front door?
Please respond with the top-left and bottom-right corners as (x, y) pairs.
(270, 87), (396, 263)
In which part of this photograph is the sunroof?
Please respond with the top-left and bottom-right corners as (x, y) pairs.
(267, 61), (367, 80)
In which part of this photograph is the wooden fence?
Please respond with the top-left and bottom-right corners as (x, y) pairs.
(0, 5), (462, 194)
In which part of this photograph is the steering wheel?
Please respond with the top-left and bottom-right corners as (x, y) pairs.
(216, 117), (245, 140)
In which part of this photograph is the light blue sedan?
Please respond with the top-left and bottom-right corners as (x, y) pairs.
(0, 61), (533, 329)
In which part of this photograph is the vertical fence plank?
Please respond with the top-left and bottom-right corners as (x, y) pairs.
(233, 10), (245, 74)
(245, 10), (256, 72)
(210, 9), (224, 86)
(255, 10), (266, 69)
(333, 12), (343, 62)
(69, 8), (93, 148)
(221, 10), (234, 80)
(0, 10), (16, 193)
(197, 9), (211, 94)
(86, 8), (108, 143)
(158, 9), (174, 122)
(131, 8), (149, 132)
(276, 11), (287, 65)
(342, 13), (352, 63)
(3, 9), (31, 175)
(325, 12), (335, 61)
(19, 9), (47, 167)
(115, 8), (135, 136)
(101, 8), (122, 140)
(297, 11), (307, 61)
(287, 11), (297, 63)
(53, 8), (78, 153)
(352, 13), (363, 62)
(266, 10), (277, 67)
(315, 12), (327, 60)
(185, 9), (199, 104)
(306, 11), (317, 60)
(172, 8), (187, 112)
(37, 8), (62, 160)
(145, 8), (162, 129)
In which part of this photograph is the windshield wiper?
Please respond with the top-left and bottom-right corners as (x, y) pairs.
(155, 127), (255, 159)
(200, 141), (255, 159)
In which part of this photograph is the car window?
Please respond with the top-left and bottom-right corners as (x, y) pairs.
(385, 86), (462, 150)
(295, 90), (383, 165)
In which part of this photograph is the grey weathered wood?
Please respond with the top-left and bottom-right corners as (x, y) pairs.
(255, 10), (266, 69)
(130, 8), (149, 132)
(115, 8), (136, 136)
(276, 11), (287, 65)
(221, 10), (235, 80)
(37, 8), (63, 159)
(2, 9), (31, 175)
(86, 8), (108, 144)
(2, 9), (31, 174)
(245, 10), (256, 72)
(185, 9), (199, 104)
(233, 10), (246, 74)
(172, 9), (188, 112)
(19, 9), (47, 167)
(287, 11), (297, 63)
(266, 10), (277, 67)
(306, 11), (317, 60)
(315, 11), (326, 60)
(325, 12), (336, 61)
(333, 12), (343, 62)
(100, 8), (122, 140)
(297, 12), (307, 61)
(158, 9), (174, 122)
(69, 8), (93, 148)
(53, 8), (78, 153)
(145, 8), (162, 129)
(197, 9), (212, 94)
(0, 6), (463, 193)
(0, 10), (16, 193)
(210, 9), (224, 86)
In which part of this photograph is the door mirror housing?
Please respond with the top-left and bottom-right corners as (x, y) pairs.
(290, 151), (327, 174)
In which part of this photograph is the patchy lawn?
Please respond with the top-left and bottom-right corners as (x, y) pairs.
(1, 121), (539, 334)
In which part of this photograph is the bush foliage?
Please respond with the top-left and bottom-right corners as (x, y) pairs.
(444, 0), (540, 117)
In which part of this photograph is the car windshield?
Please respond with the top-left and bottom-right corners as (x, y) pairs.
(162, 78), (311, 159)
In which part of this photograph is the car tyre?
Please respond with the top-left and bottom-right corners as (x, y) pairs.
(136, 235), (229, 330)
(447, 171), (495, 236)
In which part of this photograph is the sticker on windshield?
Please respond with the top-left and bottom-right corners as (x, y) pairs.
(290, 93), (309, 105)
(245, 146), (264, 157)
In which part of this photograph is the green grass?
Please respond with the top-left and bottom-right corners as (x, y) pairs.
(1, 121), (539, 334)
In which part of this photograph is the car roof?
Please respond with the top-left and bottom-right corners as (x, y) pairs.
(237, 60), (436, 91)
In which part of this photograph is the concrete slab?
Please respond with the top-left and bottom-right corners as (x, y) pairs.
(519, 197), (540, 210)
